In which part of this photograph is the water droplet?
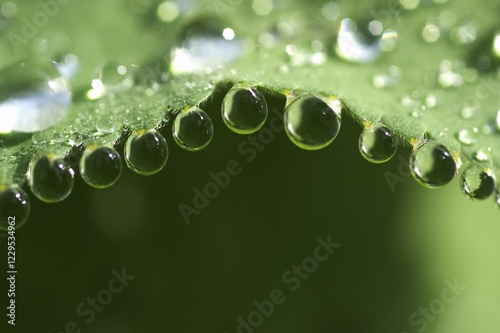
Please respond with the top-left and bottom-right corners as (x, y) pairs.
(32, 132), (44, 146)
(359, 124), (398, 163)
(0, 185), (30, 231)
(422, 19), (442, 43)
(172, 107), (213, 151)
(125, 130), (169, 175)
(1, 2), (17, 18)
(69, 132), (83, 146)
(460, 164), (496, 200)
(0, 61), (71, 133)
(222, 84), (268, 134)
(55, 53), (79, 78)
(372, 66), (400, 89)
(157, 1), (179, 22)
(409, 142), (458, 188)
(284, 94), (342, 150)
(170, 19), (243, 74)
(335, 18), (382, 63)
(495, 110), (500, 130)
(450, 19), (478, 45)
(252, 0), (273, 15)
(456, 128), (478, 146)
(472, 146), (492, 162)
(80, 146), (122, 189)
(87, 63), (133, 100)
(438, 59), (466, 88)
(493, 32), (500, 58)
(96, 118), (116, 134)
(29, 154), (75, 203)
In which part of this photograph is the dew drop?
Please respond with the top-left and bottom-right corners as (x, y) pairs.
(87, 63), (133, 100)
(29, 154), (75, 203)
(284, 94), (342, 150)
(80, 146), (122, 189)
(409, 142), (458, 188)
(450, 19), (478, 45)
(456, 128), (478, 146)
(69, 133), (83, 146)
(335, 18), (382, 63)
(96, 118), (116, 134)
(0, 61), (71, 133)
(460, 164), (496, 200)
(359, 124), (397, 163)
(472, 146), (492, 162)
(170, 19), (243, 74)
(222, 83), (268, 135)
(0, 185), (30, 231)
(172, 107), (213, 151)
(125, 130), (169, 175)
(32, 132), (44, 146)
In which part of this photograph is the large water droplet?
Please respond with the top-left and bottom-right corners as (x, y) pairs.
(0, 185), (30, 231)
(335, 18), (382, 63)
(222, 83), (268, 134)
(29, 154), (75, 203)
(80, 146), (122, 189)
(125, 130), (169, 175)
(172, 107), (213, 151)
(0, 61), (71, 133)
(359, 124), (397, 163)
(409, 142), (458, 188)
(460, 164), (496, 200)
(170, 19), (243, 74)
(284, 94), (342, 150)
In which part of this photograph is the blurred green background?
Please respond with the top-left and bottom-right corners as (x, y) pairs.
(1, 0), (500, 332)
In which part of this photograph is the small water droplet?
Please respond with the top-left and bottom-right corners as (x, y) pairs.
(32, 132), (44, 146)
(409, 142), (458, 188)
(252, 0), (273, 16)
(222, 83), (268, 134)
(29, 154), (75, 203)
(87, 63), (133, 100)
(438, 59), (466, 88)
(460, 164), (496, 200)
(55, 53), (79, 78)
(422, 19), (442, 43)
(284, 94), (342, 150)
(96, 118), (116, 134)
(359, 124), (397, 163)
(450, 19), (478, 45)
(125, 130), (169, 175)
(0, 185), (30, 231)
(456, 128), (478, 146)
(472, 146), (493, 162)
(495, 110), (500, 130)
(170, 19), (243, 75)
(80, 146), (122, 189)
(172, 107), (213, 151)
(0, 61), (71, 133)
(156, 1), (179, 22)
(69, 132), (83, 146)
(372, 66), (400, 89)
